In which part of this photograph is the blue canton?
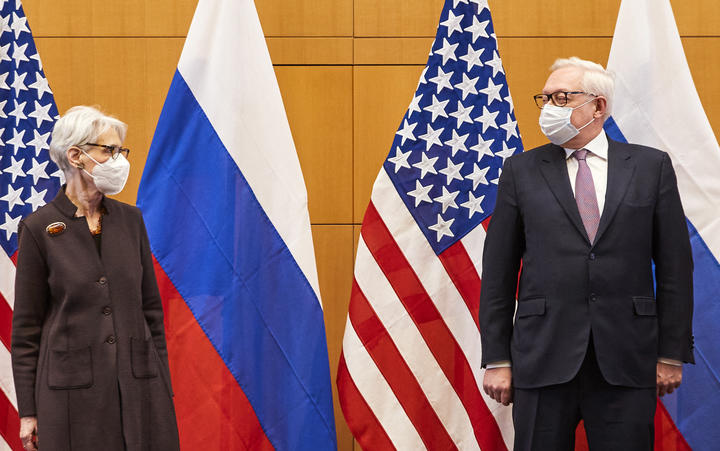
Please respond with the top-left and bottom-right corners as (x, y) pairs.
(383, 0), (522, 254)
(0, 0), (61, 256)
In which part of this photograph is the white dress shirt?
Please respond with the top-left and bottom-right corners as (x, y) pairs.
(486, 131), (681, 369)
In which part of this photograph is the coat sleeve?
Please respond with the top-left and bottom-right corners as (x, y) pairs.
(653, 152), (694, 363)
(11, 221), (49, 418)
(137, 213), (174, 393)
(479, 156), (525, 367)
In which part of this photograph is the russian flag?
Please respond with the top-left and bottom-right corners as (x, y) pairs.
(136, 0), (337, 449)
(603, 0), (720, 449)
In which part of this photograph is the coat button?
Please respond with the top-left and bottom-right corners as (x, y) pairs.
(98, 276), (108, 285)
(589, 253), (596, 260)
(590, 293), (597, 302)
(102, 306), (112, 315)
(106, 335), (116, 344)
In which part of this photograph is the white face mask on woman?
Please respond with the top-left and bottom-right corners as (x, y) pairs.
(81, 150), (130, 195)
(538, 97), (596, 146)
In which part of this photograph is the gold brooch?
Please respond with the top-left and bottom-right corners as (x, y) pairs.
(46, 222), (66, 236)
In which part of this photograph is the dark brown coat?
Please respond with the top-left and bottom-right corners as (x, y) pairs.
(11, 189), (180, 451)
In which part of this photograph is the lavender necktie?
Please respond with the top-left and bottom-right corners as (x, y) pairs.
(573, 149), (600, 243)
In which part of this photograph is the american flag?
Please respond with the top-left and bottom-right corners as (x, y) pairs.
(337, 0), (521, 449)
(0, 1), (60, 449)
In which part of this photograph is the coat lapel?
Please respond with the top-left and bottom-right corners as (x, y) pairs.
(538, 145), (590, 243)
(594, 139), (634, 246)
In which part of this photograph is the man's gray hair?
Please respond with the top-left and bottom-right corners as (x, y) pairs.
(550, 57), (615, 118)
(49, 106), (128, 173)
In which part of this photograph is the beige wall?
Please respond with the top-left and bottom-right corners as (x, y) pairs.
(23, 0), (720, 449)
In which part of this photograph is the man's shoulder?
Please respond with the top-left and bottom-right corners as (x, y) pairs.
(506, 142), (559, 165)
(609, 138), (668, 163)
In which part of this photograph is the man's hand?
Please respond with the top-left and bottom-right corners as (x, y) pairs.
(657, 362), (682, 397)
(19, 416), (37, 451)
(483, 367), (513, 406)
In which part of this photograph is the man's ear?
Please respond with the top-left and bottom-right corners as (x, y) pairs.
(595, 97), (608, 118)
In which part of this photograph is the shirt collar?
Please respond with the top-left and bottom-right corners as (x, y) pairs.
(563, 131), (608, 160)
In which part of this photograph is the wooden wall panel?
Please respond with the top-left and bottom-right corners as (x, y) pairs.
(354, 37), (433, 65)
(256, 0), (353, 36)
(275, 66), (353, 224)
(354, 0), (443, 38)
(492, 0), (720, 37)
(312, 225), (355, 451)
(681, 38), (720, 142)
(354, 0), (720, 37)
(353, 65), (424, 222)
(267, 38), (353, 65)
(22, 0), (196, 37)
(24, 0), (356, 38)
(34, 37), (184, 206)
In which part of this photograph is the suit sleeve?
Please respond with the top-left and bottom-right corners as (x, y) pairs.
(479, 157), (525, 366)
(11, 221), (49, 418)
(138, 212), (174, 393)
(653, 153), (694, 363)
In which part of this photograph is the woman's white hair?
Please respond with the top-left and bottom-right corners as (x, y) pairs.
(49, 106), (127, 173)
(550, 57), (615, 118)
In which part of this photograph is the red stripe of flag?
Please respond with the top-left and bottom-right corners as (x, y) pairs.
(348, 280), (457, 449)
(0, 388), (22, 450)
(337, 353), (395, 450)
(0, 293), (13, 350)
(437, 240), (481, 329)
(361, 203), (506, 450)
(153, 259), (274, 450)
(1, 252), (18, 349)
(573, 400), (692, 450)
(655, 400), (692, 451)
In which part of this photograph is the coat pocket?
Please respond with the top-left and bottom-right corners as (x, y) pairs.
(48, 347), (93, 389)
(516, 297), (546, 318)
(131, 337), (159, 378)
(633, 297), (657, 316)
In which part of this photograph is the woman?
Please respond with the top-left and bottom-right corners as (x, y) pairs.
(11, 106), (180, 451)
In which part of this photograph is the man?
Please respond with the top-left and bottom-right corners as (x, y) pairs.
(479, 57), (694, 450)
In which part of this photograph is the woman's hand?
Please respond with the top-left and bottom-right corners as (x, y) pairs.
(19, 416), (37, 451)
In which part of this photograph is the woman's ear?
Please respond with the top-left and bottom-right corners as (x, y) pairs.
(66, 146), (84, 169)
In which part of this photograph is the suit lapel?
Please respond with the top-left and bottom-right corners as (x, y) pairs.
(594, 139), (634, 246)
(538, 145), (590, 243)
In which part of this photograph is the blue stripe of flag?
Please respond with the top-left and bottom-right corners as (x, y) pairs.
(137, 71), (336, 450)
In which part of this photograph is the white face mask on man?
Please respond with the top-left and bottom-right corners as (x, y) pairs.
(81, 150), (131, 195)
(538, 97), (597, 146)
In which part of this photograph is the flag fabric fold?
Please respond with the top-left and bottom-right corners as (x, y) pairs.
(337, 0), (521, 449)
(0, 1), (60, 449)
(604, 0), (720, 449)
(136, 0), (336, 449)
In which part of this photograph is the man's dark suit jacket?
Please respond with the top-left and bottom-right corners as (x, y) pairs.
(479, 136), (694, 389)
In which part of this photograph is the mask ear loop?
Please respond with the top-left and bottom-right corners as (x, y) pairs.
(573, 97), (598, 131)
(571, 97), (596, 111)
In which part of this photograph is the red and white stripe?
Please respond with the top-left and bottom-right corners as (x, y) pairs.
(0, 252), (20, 450)
(338, 169), (513, 450)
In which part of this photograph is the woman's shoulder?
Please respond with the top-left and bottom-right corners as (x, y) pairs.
(103, 197), (144, 223)
(20, 199), (65, 232)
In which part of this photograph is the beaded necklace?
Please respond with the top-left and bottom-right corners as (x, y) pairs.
(90, 207), (107, 236)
